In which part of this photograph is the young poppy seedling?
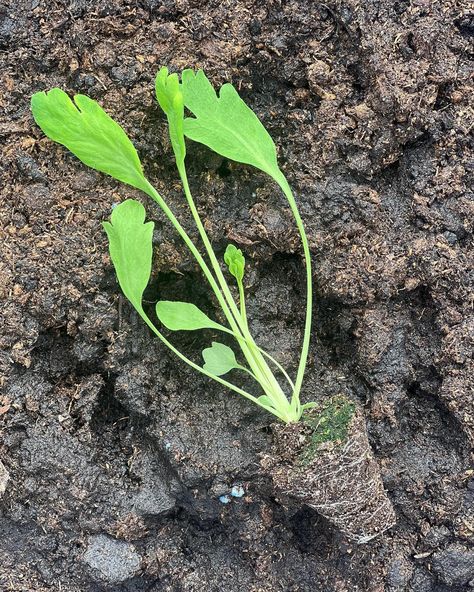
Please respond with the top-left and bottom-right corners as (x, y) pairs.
(31, 67), (313, 423)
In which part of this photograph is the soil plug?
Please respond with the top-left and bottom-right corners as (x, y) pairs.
(261, 396), (396, 543)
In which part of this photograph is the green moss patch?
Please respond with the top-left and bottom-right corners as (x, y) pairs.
(299, 396), (356, 465)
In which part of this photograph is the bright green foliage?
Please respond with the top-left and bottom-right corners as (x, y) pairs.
(102, 200), (154, 311)
(31, 89), (148, 192)
(155, 67), (186, 165)
(224, 244), (245, 283)
(31, 68), (314, 424)
(156, 300), (226, 332)
(181, 69), (282, 180)
(202, 342), (239, 376)
(181, 69), (312, 413)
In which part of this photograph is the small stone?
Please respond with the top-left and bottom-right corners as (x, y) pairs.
(83, 535), (140, 583)
(444, 231), (458, 245)
(231, 485), (245, 498)
(219, 495), (231, 504)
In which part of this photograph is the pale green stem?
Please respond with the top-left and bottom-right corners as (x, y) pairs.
(218, 326), (295, 391)
(174, 166), (275, 393)
(143, 177), (295, 419)
(142, 178), (280, 399)
(238, 280), (247, 327)
(236, 364), (258, 381)
(259, 348), (295, 391)
(142, 179), (244, 339)
(275, 174), (313, 418)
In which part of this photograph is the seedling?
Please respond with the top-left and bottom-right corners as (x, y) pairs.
(31, 68), (313, 423)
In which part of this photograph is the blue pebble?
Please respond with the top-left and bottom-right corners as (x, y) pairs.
(231, 485), (245, 498)
(219, 495), (231, 504)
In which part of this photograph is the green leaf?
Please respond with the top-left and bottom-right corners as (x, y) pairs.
(102, 200), (154, 310)
(181, 69), (282, 180)
(224, 244), (245, 282)
(31, 88), (148, 191)
(156, 301), (226, 332)
(155, 67), (186, 165)
(202, 342), (240, 376)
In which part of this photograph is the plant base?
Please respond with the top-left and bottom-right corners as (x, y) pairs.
(261, 396), (396, 543)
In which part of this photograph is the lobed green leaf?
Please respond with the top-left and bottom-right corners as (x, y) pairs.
(31, 88), (148, 191)
(102, 199), (154, 311)
(155, 67), (186, 165)
(181, 70), (282, 180)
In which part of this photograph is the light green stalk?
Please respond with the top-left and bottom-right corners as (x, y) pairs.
(276, 173), (312, 417)
(177, 166), (296, 421)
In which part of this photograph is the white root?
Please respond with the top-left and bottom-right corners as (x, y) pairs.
(265, 403), (396, 544)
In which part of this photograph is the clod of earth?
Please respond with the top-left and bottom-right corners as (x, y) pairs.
(83, 534), (141, 584)
(262, 395), (396, 543)
(431, 543), (474, 587)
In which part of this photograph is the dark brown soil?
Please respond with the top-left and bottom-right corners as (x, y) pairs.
(1, 0), (473, 590)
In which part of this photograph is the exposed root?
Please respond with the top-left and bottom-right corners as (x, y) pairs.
(261, 396), (396, 543)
